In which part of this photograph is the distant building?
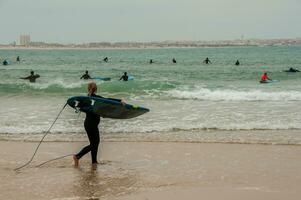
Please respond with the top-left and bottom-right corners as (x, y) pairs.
(20, 35), (31, 46)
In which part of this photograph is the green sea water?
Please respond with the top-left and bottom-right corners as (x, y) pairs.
(1, 46), (301, 144)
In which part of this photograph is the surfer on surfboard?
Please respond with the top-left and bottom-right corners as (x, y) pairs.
(284, 67), (299, 73)
(261, 72), (271, 82)
(2, 60), (9, 66)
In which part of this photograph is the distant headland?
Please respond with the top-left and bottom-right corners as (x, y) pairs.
(1, 38), (300, 49)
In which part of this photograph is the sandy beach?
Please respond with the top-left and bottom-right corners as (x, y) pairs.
(0, 140), (300, 200)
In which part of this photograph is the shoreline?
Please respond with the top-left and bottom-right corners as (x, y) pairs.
(0, 46), (255, 50)
(1, 138), (301, 146)
(1, 141), (301, 199)
(1, 129), (301, 146)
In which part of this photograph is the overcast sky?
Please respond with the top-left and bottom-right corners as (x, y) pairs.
(0, 0), (300, 43)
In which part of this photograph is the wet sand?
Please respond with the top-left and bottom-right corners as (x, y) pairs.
(0, 141), (301, 200)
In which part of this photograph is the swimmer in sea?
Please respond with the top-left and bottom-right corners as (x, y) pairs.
(80, 70), (91, 80)
(203, 57), (211, 64)
(20, 71), (40, 83)
(119, 72), (129, 81)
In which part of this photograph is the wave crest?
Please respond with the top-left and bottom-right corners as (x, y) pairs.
(167, 88), (301, 101)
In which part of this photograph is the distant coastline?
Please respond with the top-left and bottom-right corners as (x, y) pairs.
(1, 38), (300, 49)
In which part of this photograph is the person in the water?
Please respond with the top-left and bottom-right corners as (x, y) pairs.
(3, 60), (8, 65)
(20, 71), (40, 83)
(203, 57), (211, 64)
(16, 56), (20, 62)
(119, 72), (129, 81)
(285, 67), (299, 72)
(103, 57), (108, 62)
(172, 58), (177, 63)
(73, 82), (125, 167)
(261, 72), (271, 81)
(80, 70), (91, 80)
(235, 60), (240, 66)
(149, 59), (153, 64)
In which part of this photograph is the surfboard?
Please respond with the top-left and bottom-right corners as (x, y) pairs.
(128, 76), (134, 80)
(67, 96), (149, 119)
(259, 80), (278, 84)
(91, 77), (111, 81)
(283, 70), (299, 73)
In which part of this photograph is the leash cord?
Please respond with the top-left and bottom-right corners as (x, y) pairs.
(35, 153), (73, 168)
(14, 103), (68, 171)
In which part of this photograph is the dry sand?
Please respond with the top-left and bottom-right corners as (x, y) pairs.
(0, 141), (300, 200)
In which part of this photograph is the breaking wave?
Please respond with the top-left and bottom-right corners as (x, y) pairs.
(167, 88), (301, 101)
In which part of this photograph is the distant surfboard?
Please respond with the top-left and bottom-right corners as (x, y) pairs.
(91, 77), (111, 81)
(67, 96), (150, 119)
(259, 80), (278, 84)
(128, 75), (134, 80)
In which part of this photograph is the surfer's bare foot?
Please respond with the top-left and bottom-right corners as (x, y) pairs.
(91, 163), (98, 170)
(73, 155), (79, 167)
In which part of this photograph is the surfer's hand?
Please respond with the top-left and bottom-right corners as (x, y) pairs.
(121, 99), (126, 105)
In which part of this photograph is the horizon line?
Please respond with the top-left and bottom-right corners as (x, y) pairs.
(1, 37), (301, 45)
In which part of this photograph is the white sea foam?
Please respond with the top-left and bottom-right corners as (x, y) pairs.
(167, 88), (301, 101)
(24, 79), (87, 90)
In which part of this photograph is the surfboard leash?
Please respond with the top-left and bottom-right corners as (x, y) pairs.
(14, 103), (68, 171)
(35, 153), (73, 168)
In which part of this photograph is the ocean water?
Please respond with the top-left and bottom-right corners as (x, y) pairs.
(1, 46), (301, 144)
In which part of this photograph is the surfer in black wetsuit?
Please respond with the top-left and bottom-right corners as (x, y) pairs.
(73, 82), (124, 167)
(3, 60), (8, 65)
(149, 59), (153, 64)
(203, 57), (211, 64)
(16, 56), (20, 62)
(172, 58), (177, 64)
(285, 67), (299, 72)
(119, 72), (128, 81)
(80, 70), (91, 80)
(20, 71), (40, 83)
(235, 60), (240, 66)
(103, 57), (108, 62)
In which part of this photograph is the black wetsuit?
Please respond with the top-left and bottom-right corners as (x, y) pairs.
(75, 94), (121, 163)
(120, 75), (128, 81)
(80, 74), (91, 80)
